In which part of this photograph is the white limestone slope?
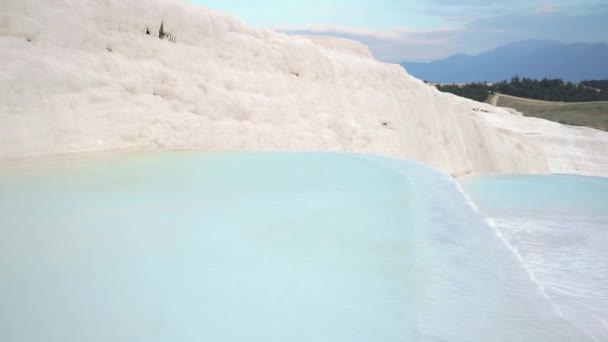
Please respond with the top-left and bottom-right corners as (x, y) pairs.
(1, 0), (606, 176)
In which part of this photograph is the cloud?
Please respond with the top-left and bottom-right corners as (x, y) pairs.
(275, 24), (463, 62)
(195, 0), (608, 62)
(275, 24), (458, 43)
(274, 2), (608, 63)
(532, 4), (560, 14)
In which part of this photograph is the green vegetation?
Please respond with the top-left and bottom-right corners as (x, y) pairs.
(493, 77), (608, 102)
(436, 83), (490, 102)
(496, 95), (608, 131)
(581, 80), (608, 91)
(436, 78), (608, 103)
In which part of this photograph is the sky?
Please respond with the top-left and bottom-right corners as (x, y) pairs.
(191, 0), (608, 62)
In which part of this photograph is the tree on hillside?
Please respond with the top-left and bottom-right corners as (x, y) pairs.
(435, 77), (607, 102)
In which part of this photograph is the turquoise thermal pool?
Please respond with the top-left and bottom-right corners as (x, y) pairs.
(0, 152), (603, 341)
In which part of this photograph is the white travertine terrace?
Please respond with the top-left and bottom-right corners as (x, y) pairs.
(1, 0), (607, 176)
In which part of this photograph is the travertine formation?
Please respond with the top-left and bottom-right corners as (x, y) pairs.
(1, 0), (607, 176)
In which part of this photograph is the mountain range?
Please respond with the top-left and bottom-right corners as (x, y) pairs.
(400, 40), (608, 83)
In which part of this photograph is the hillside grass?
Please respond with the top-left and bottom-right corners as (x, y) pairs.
(494, 95), (608, 131)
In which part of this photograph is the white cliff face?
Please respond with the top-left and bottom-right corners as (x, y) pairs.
(1, 0), (606, 176)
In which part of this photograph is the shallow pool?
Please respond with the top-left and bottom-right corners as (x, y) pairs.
(462, 174), (608, 342)
(0, 152), (593, 341)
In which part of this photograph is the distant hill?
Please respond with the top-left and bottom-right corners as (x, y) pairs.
(401, 40), (608, 83)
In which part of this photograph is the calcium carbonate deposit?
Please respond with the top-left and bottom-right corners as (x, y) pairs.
(1, 0), (607, 176)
